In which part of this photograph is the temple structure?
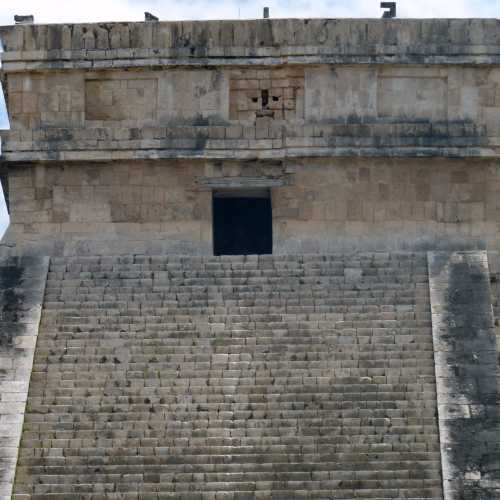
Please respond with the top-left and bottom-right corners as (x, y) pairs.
(0, 16), (500, 500)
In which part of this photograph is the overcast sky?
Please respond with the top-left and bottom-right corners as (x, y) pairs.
(0, 0), (499, 237)
(1, 0), (499, 25)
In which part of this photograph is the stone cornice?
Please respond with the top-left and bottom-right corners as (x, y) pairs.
(1, 19), (500, 71)
(1, 147), (496, 163)
(0, 121), (491, 162)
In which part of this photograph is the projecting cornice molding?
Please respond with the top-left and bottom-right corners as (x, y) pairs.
(1, 19), (500, 71)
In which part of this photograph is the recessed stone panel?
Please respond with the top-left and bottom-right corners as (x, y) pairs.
(378, 76), (448, 120)
(157, 70), (229, 124)
(85, 78), (157, 121)
(305, 66), (378, 121)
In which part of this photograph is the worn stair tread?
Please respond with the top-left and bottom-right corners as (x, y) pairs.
(14, 254), (442, 499)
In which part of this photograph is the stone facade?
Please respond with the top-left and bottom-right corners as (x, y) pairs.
(2, 16), (500, 500)
(5, 157), (500, 256)
(2, 20), (500, 255)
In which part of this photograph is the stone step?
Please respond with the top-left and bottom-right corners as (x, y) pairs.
(13, 488), (444, 500)
(14, 254), (442, 499)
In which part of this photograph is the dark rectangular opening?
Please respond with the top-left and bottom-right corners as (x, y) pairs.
(213, 191), (272, 256)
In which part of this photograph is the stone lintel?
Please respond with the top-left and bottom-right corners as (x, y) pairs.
(197, 176), (285, 190)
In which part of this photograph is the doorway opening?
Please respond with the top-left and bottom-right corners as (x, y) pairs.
(213, 190), (272, 256)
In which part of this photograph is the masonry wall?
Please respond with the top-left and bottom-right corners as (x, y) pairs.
(4, 161), (213, 255)
(7, 64), (497, 126)
(5, 68), (229, 131)
(3, 19), (500, 256)
(2, 63), (500, 162)
(4, 157), (500, 256)
(274, 157), (500, 253)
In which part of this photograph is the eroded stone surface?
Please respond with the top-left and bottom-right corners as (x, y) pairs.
(5, 158), (500, 256)
(13, 253), (443, 499)
(1, 19), (500, 66)
(0, 256), (49, 500)
(0, 15), (499, 500)
(428, 251), (500, 499)
(1, 20), (500, 161)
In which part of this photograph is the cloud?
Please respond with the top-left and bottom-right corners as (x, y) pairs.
(397, 0), (498, 17)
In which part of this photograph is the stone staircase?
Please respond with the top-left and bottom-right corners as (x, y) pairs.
(13, 254), (443, 499)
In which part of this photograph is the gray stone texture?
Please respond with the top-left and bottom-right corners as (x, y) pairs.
(1, 20), (500, 162)
(0, 63), (494, 162)
(4, 158), (500, 256)
(0, 256), (49, 500)
(2, 19), (500, 256)
(1, 19), (500, 66)
(2, 18), (500, 256)
(13, 253), (443, 499)
(428, 251), (500, 499)
(1, 17), (500, 500)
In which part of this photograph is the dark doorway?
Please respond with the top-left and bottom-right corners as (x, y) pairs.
(213, 192), (272, 256)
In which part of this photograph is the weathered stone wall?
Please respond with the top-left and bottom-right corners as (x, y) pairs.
(4, 161), (214, 255)
(1, 19), (499, 67)
(2, 17), (500, 500)
(5, 64), (493, 124)
(1, 20), (500, 162)
(429, 251), (500, 499)
(274, 158), (500, 253)
(5, 157), (500, 255)
(1, 19), (500, 255)
(3, 68), (229, 131)
(1, 64), (499, 161)
(85, 77), (158, 122)
(1, 19), (499, 165)
(0, 256), (48, 500)
(485, 250), (500, 413)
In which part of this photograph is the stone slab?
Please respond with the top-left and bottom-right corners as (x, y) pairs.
(2, 19), (500, 69)
(0, 256), (49, 500)
(428, 251), (500, 499)
(197, 176), (285, 189)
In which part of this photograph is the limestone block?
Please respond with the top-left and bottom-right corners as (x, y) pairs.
(428, 251), (500, 500)
(305, 66), (377, 122)
(69, 202), (111, 223)
(377, 74), (448, 121)
(158, 69), (229, 124)
(85, 78), (158, 122)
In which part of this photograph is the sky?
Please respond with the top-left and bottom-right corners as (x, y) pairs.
(0, 0), (499, 25)
(0, 0), (499, 237)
